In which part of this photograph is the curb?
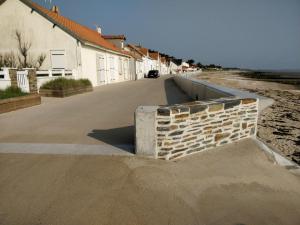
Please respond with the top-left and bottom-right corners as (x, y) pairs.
(252, 137), (300, 174)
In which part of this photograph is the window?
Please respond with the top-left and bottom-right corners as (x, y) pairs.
(51, 50), (66, 69)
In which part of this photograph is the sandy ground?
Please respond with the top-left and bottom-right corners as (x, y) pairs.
(196, 71), (300, 165)
(0, 139), (300, 225)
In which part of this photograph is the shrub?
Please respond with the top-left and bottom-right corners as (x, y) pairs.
(41, 78), (92, 90)
(0, 86), (28, 100)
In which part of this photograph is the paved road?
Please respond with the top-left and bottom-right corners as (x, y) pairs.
(0, 76), (190, 148)
(0, 139), (299, 225)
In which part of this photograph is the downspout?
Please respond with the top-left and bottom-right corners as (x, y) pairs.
(76, 40), (83, 79)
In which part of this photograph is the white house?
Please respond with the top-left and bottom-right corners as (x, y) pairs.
(149, 51), (161, 73)
(124, 44), (145, 80)
(160, 56), (170, 75)
(0, 0), (133, 87)
(132, 45), (154, 77)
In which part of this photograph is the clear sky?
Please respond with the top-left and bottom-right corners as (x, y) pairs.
(35, 0), (300, 70)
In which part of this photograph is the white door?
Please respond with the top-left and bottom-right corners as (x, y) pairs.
(124, 59), (129, 80)
(109, 56), (115, 82)
(16, 70), (30, 93)
(97, 55), (106, 85)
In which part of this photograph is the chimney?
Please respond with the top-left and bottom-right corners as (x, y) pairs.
(96, 25), (102, 35)
(51, 5), (60, 14)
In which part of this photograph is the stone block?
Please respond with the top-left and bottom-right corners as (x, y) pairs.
(157, 108), (170, 116)
(208, 103), (224, 112)
(190, 104), (208, 114)
(224, 100), (241, 110)
(215, 133), (231, 142)
(241, 98), (257, 105)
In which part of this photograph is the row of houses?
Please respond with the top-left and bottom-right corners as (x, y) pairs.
(0, 0), (199, 88)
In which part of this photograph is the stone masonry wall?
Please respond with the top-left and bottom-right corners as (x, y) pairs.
(156, 98), (258, 160)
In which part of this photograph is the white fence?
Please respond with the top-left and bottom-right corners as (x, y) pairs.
(0, 68), (76, 92)
(36, 69), (75, 90)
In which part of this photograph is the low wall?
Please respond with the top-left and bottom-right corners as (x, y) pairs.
(136, 98), (258, 160)
(0, 94), (41, 114)
(135, 73), (261, 160)
(174, 73), (274, 113)
(174, 73), (233, 100)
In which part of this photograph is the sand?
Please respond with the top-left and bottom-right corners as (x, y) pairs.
(196, 70), (300, 165)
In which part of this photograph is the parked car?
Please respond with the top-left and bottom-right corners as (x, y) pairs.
(147, 70), (160, 78)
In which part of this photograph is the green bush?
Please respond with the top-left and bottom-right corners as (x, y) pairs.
(0, 86), (28, 100)
(41, 78), (92, 90)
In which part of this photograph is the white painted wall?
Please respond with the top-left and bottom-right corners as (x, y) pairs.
(0, 0), (80, 71)
(81, 45), (131, 86)
(0, 68), (11, 90)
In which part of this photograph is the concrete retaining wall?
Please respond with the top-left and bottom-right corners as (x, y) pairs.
(173, 73), (233, 100)
(174, 73), (273, 113)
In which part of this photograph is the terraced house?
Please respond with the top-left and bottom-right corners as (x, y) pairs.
(0, 0), (133, 87)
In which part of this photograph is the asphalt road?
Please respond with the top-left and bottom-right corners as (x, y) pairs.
(0, 139), (299, 225)
(0, 76), (190, 146)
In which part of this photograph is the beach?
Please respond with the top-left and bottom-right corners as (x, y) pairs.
(196, 70), (300, 165)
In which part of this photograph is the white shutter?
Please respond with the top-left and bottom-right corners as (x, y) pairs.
(51, 50), (66, 69)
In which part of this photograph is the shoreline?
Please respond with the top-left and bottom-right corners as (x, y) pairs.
(238, 70), (300, 85)
(196, 70), (300, 165)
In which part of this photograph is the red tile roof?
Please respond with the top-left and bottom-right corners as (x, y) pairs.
(126, 44), (145, 57)
(17, 0), (130, 57)
(102, 35), (126, 40)
(124, 50), (142, 61)
(135, 46), (149, 57)
(149, 52), (159, 60)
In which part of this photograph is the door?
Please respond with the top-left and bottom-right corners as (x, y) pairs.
(109, 56), (115, 82)
(124, 59), (129, 80)
(97, 55), (106, 85)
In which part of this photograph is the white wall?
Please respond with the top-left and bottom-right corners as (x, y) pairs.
(0, 0), (80, 71)
(81, 45), (131, 87)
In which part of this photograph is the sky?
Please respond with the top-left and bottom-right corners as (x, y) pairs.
(35, 0), (300, 70)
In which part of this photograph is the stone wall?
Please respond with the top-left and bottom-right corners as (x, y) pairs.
(136, 98), (259, 160)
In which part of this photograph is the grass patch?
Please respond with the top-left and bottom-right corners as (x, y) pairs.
(0, 86), (28, 100)
(41, 78), (92, 90)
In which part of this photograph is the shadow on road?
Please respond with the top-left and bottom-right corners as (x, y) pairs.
(88, 77), (190, 153)
(88, 126), (134, 153)
(164, 77), (191, 105)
